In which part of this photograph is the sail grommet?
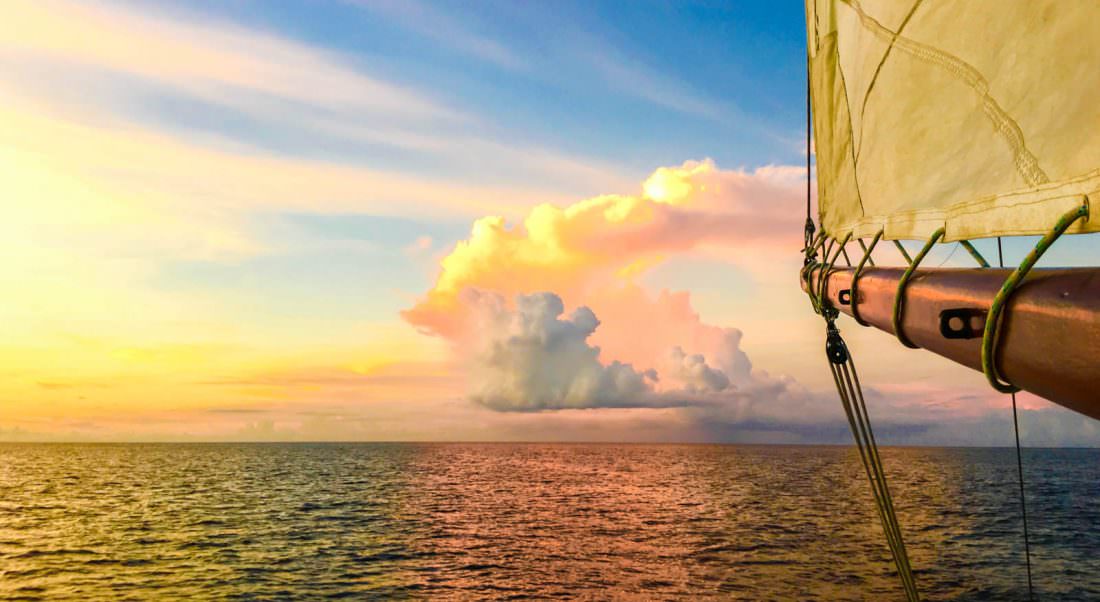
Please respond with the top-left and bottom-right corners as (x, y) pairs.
(981, 200), (1091, 392)
(891, 228), (946, 349)
(850, 229), (884, 327)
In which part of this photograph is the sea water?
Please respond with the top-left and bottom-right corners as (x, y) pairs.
(1, 443), (1097, 600)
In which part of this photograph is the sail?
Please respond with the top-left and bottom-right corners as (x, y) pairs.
(806, 0), (1100, 242)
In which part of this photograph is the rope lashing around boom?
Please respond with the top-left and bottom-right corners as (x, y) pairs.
(981, 200), (1090, 392)
(892, 228), (945, 349)
(850, 229), (884, 327)
(826, 323), (920, 602)
(816, 233), (851, 310)
(856, 237), (876, 267)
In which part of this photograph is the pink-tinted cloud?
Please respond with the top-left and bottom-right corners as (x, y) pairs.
(401, 160), (812, 413)
(403, 159), (806, 341)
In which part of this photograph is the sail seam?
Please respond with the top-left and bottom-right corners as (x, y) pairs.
(842, 0), (1049, 188)
(854, 0), (924, 161)
(833, 47), (868, 219)
(825, 181), (1100, 240)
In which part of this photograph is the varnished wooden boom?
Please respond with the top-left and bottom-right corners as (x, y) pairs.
(802, 267), (1100, 421)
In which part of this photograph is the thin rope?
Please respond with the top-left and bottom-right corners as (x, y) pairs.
(892, 228), (945, 349)
(934, 242), (961, 268)
(806, 56), (917, 601)
(818, 234), (852, 310)
(826, 322), (920, 600)
(806, 71), (812, 224)
(857, 238), (876, 267)
(959, 240), (991, 268)
(803, 69), (816, 262)
(982, 201), (1088, 391)
(999, 236), (1034, 601)
(850, 230), (883, 327)
(893, 240), (913, 264)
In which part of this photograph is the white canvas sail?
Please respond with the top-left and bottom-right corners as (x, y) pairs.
(807, 0), (1100, 242)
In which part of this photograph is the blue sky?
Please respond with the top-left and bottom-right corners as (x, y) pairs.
(3, 0), (1097, 444)
(121, 0), (808, 174)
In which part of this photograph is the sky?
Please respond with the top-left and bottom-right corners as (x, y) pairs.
(2, 0), (1098, 445)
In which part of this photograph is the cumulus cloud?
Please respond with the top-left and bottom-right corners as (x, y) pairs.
(666, 347), (730, 393)
(402, 159), (806, 340)
(461, 289), (807, 422)
(586, 285), (753, 390)
(467, 291), (655, 411)
(403, 159), (813, 419)
(398, 158), (1100, 446)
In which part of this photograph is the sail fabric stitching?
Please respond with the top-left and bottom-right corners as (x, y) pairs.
(832, 48), (868, 218)
(853, 0), (924, 161)
(841, 0), (1049, 188)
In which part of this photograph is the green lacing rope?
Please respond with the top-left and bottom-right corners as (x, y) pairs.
(811, 237), (836, 314)
(801, 231), (828, 314)
(982, 200), (1090, 392)
(959, 240), (990, 268)
(850, 229), (884, 327)
(893, 240), (913, 264)
(803, 233), (831, 313)
(857, 238), (876, 267)
(817, 233), (852, 313)
(892, 228), (945, 349)
(805, 228), (827, 259)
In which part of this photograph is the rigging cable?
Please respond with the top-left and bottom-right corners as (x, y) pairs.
(998, 236), (1034, 601)
(804, 69), (816, 263)
(804, 78), (919, 601)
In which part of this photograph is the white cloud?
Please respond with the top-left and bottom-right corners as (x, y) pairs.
(666, 346), (730, 393)
(467, 291), (654, 411)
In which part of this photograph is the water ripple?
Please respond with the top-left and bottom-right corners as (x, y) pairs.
(0, 443), (1097, 600)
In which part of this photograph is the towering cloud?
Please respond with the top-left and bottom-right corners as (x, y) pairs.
(403, 158), (804, 342)
(405, 159), (807, 415)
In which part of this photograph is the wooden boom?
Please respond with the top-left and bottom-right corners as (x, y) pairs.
(802, 266), (1100, 421)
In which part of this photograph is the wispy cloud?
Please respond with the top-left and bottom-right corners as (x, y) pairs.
(346, 0), (738, 125)
(3, 0), (460, 123)
(2, 0), (633, 216)
(350, 0), (526, 71)
(577, 40), (732, 122)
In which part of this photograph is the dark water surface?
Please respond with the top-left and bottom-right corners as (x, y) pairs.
(1, 444), (1098, 600)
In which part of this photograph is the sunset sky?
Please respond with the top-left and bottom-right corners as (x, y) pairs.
(3, 0), (1098, 444)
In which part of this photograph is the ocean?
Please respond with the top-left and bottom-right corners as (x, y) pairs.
(1, 443), (1097, 600)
